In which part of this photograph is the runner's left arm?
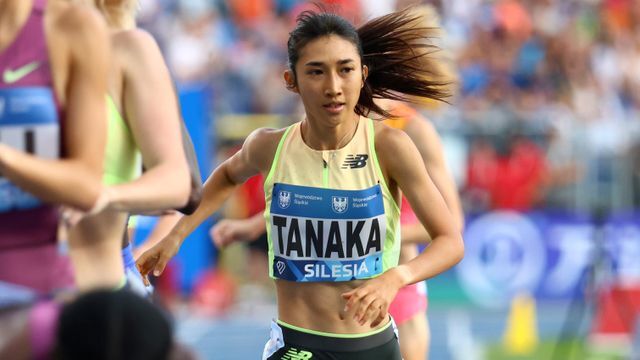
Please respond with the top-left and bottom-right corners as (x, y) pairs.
(0, 7), (108, 211)
(342, 127), (463, 327)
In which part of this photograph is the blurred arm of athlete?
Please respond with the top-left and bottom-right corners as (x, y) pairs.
(130, 121), (203, 217)
(104, 30), (190, 213)
(400, 115), (464, 245)
(210, 214), (265, 249)
(342, 125), (464, 327)
(136, 128), (280, 285)
(0, 3), (108, 212)
(175, 119), (203, 215)
(132, 212), (182, 259)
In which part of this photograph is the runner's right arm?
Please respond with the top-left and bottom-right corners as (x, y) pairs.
(136, 128), (279, 281)
(105, 29), (190, 213)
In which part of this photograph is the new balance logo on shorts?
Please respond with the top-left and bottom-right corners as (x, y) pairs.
(342, 154), (368, 169)
(282, 348), (313, 359)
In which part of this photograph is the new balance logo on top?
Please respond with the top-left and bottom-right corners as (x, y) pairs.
(341, 154), (368, 169)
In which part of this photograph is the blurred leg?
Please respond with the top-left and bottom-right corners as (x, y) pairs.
(398, 310), (429, 360)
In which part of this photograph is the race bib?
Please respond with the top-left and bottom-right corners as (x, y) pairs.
(270, 183), (387, 282)
(0, 87), (59, 212)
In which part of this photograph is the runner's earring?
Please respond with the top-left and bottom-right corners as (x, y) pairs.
(361, 65), (368, 87)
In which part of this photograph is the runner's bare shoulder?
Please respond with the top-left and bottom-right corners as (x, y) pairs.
(243, 127), (288, 174)
(111, 28), (164, 69)
(44, 2), (108, 103)
(47, 1), (107, 44)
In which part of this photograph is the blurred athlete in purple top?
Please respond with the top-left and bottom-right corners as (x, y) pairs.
(0, 0), (110, 292)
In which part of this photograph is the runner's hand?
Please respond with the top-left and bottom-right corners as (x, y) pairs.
(136, 233), (182, 286)
(341, 268), (405, 328)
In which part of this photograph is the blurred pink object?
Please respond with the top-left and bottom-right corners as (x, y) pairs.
(466, 139), (547, 211)
(603, 0), (634, 33)
(190, 269), (237, 316)
(0, 244), (74, 294)
(494, 0), (532, 40)
(590, 285), (640, 346)
(228, 0), (273, 24)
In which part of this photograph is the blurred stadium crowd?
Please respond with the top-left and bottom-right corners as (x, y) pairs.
(136, 0), (640, 216)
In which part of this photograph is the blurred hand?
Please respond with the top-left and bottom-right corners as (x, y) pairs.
(341, 268), (405, 328)
(60, 187), (111, 227)
(60, 207), (83, 228)
(136, 233), (182, 286)
(210, 218), (259, 249)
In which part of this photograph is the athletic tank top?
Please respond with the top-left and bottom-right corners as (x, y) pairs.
(0, 0), (61, 249)
(383, 104), (419, 226)
(264, 117), (400, 282)
(103, 95), (140, 185)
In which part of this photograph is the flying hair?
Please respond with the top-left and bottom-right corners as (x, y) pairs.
(287, 6), (454, 118)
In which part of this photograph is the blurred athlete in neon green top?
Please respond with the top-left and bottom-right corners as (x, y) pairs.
(103, 95), (141, 186)
(67, 0), (191, 291)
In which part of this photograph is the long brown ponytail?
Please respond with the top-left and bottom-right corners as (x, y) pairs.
(358, 8), (452, 117)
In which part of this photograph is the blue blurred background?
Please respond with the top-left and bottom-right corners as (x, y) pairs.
(130, 0), (640, 358)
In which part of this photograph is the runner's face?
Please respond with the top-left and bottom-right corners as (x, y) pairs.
(292, 35), (366, 126)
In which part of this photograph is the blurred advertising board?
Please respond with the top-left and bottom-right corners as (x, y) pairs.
(452, 211), (640, 308)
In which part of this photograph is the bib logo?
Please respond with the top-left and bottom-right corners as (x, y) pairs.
(278, 191), (291, 209)
(276, 261), (286, 274)
(332, 196), (348, 214)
